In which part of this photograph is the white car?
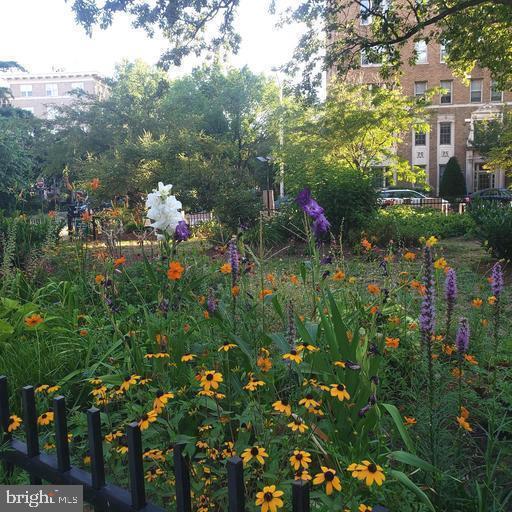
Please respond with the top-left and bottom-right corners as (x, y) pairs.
(378, 189), (449, 209)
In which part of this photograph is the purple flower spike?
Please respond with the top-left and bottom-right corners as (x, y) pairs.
(445, 268), (457, 303)
(455, 317), (470, 354)
(491, 262), (504, 298)
(228, 238), (239, 283)
(174, 220), (191, 242)
(419, 247), (436, 342)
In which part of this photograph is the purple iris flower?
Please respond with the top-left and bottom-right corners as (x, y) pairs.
(174, 221), (191, 242)
(455, 317), (470, 354)
(296, 187), (331, 240)
(296, 188), (312, 209)
(312, 214), (330, 237)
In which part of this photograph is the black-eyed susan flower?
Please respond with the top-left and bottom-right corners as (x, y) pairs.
(218, 341), (237, 352)
(144, 449), (166, 462)
(298, 394), (320, 409)
(313, 466), (342, 495)
(289, 450), (311, 470)
(244, 375), (265, 392)
(145, 353), (170, 359)
(287, 418), (308, 433)
(37, 412), (54, 426)
(139, 377), (152, 386)
(91, 386), (107, 398)
(119, 374), (140, 392)
(116, 437), (129, 454)
(241, 446), (268, 465)
(272, 399), (291, 416)
(255, 485), (284, 512)
(153, 390), (174, 413)
(349, 460), (385, 486)
(138, 410), (158, 431)
(297, 342), (319, 353)
(47, 385), (60, 394)
(308, 404), (325, 416)
(89, 378), (102, 385)
(283, 349), (302, 364)
(329, 383), (350, 401)
(105, 431), (123, 443)
(145, 467), (164, 481)
(181, 353), (197, 362)
(359, 505), (372, 512)
(222, 441), (236, 458)
(294, 469), (312, 481)
(8, 415), (22, 432)
(200, 370), (223, 391)
(35, 384), (49, 394)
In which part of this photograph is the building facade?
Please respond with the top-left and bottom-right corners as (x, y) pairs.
(1, 71), (108, 119)
(337, 3), (511, 194)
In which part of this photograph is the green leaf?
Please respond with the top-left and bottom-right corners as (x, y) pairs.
(390, 469), (436, 512)
(271, 295), (284, 320)
(389, 450), (436, 473)
(382, 403), (415, 454)
(0, 319), (13, 335)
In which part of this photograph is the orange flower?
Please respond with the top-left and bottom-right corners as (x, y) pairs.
(460, 406), (470, 419)
(388, 316), (400, 325)
(367, 284), (380, 295)
(464, 354), (478, 365)
(266, 273), (276, 285)
(290, 275), (299, 285)
(114, 256), (126, 267)
(167, 261), (184, 280)
(442, 344), (455, 355)
(220, 263), (232, 274)
(79, 329), (88, 336)
(487, 296), (497, 305)
(90, 178), (101, 190)
(25, 314), (44, 327)
(361, 239), (372, 251)
(403, 251), (416, 261)
(332, 270), (345, 281)
(385, 337), (400, 349)
(203, 311), (210, 319)
(183, 323), (191, 333)
(231, 285), (240, 297)
(370, 306), (378, 315)
(403, 416), (417, 426)
(471, 298), (483, 308)
(47, 210), (57, 218)
(259, 289), (273, 300)
(457, 416), (472, 432)
(481, 319), (489, 328)
(81, 211), (92, 222)
(452, 367), (464, 378)
(95, 274), (105, 284)
(408, 322), (418, 330)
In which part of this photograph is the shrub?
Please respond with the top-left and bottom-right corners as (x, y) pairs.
(469, 201), (512, 259)
(213, 186), (261, 232)
(439, 157), (466, 201)
(362, 206), (475, 246)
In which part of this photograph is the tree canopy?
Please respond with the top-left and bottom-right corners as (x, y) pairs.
(67, 1), (512, 91)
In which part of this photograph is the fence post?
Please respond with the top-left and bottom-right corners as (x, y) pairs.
(54, 396), (71, 472)
(227, 456), (245, 512)
(127, 421), (146, 510)
(173, 442), (192, 512)
(21, 386), (42, 484)
(87, 407), (105, 490)
(292, 480), (310, 512)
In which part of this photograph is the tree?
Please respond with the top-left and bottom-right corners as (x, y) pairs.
(0, 61), (26, 107)
(66, 1), (512, 92)
(439, 157), (466, 200)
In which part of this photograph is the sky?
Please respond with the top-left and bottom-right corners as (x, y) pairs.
(1, 0), (302, 79)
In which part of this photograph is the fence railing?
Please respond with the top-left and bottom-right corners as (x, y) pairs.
(0, 376), (389, 511)
(185, 212), (213, 227)
(380, 197), (467, 214)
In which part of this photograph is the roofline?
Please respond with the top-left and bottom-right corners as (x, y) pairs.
(1, 71), (105, 81)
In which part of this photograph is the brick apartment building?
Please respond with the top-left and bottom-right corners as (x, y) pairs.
(333, 2), (512, 194)
(1, 71), (108, 119)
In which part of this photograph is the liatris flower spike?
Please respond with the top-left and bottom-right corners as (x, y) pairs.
(455, 317), (470, 354)
(490, 262), (504, 298)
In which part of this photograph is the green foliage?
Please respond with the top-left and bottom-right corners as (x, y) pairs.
(439, 157), (466, 201)
(469, 202), (512, 259)
(362, 206), (475, 246)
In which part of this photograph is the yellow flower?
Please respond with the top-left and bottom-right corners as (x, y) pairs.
(272, 399), (291, 416)
(255, 485), (284, 512)
(181, 353), (197, 362)
(298, 394), (320, 409)
(425, 235), (438, 247)
(332, 270), (345, 281)
(241, 446), (268, 465)
(200, 370), (223, 391)
(487, 295), (497, 305)
(359, 505), (373, 512)
(295, 469), (312, 481)
(313, 466), (342, 495)
(244, 376), (265, 392)
(25, 314), (44, 327)
(218, 341), (237, 352)
(119, 374), (140, 392)
(105, 431), (123, 442)
(283, 350), (302, 364)
(35, 384), (49, 394)
(329, 383), (350, 401)
(220, 263), (232, 274)
(138, 410), (158, 431)
(8, 415), (22, 432)
(37, 412), (54, 426)
(297, 342), (319, 352)
(289, 450), (311, 470)
(153, 390), (174, 413)
(434, 257), (447, 270)
(145, 467), (164, 481)
(145, 352), (170, 359)
(47, 385), (61, 394)
(472, 298), (483, 308)
(350, 460), (386, 486)
(348, 276), (357, 284)
(287, 418), (308, 433)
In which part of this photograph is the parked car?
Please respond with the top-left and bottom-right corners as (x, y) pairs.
(378, 189), (449, 208)
(468, 188), (512, 204)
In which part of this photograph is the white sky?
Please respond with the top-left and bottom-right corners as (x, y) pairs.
(1, 0), (302, 79)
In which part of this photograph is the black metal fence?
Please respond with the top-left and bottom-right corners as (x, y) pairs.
(380, 197), (467, 214)
(0, 376), (388, 511)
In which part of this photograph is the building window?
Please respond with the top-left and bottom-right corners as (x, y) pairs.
(440, 44), (447, 63)
(474, 162), (495, 191)
(470, 79), (483, 103)
(490, 80), (503, 102)
(440, 80), (452, 104)
(414, 131), (426, 146)
(439, 122), (452, 145)
(360, 0), (372, 25)
(439, 164), (447, 184)
(20, 84), (33, 97)
(415, 40), (428, 64)
(45, 83), (58, 97)
(71, 82), (85, 92)
(414, 81), (427, 97)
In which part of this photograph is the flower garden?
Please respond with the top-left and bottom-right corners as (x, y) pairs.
(0, 183), (510, 512)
